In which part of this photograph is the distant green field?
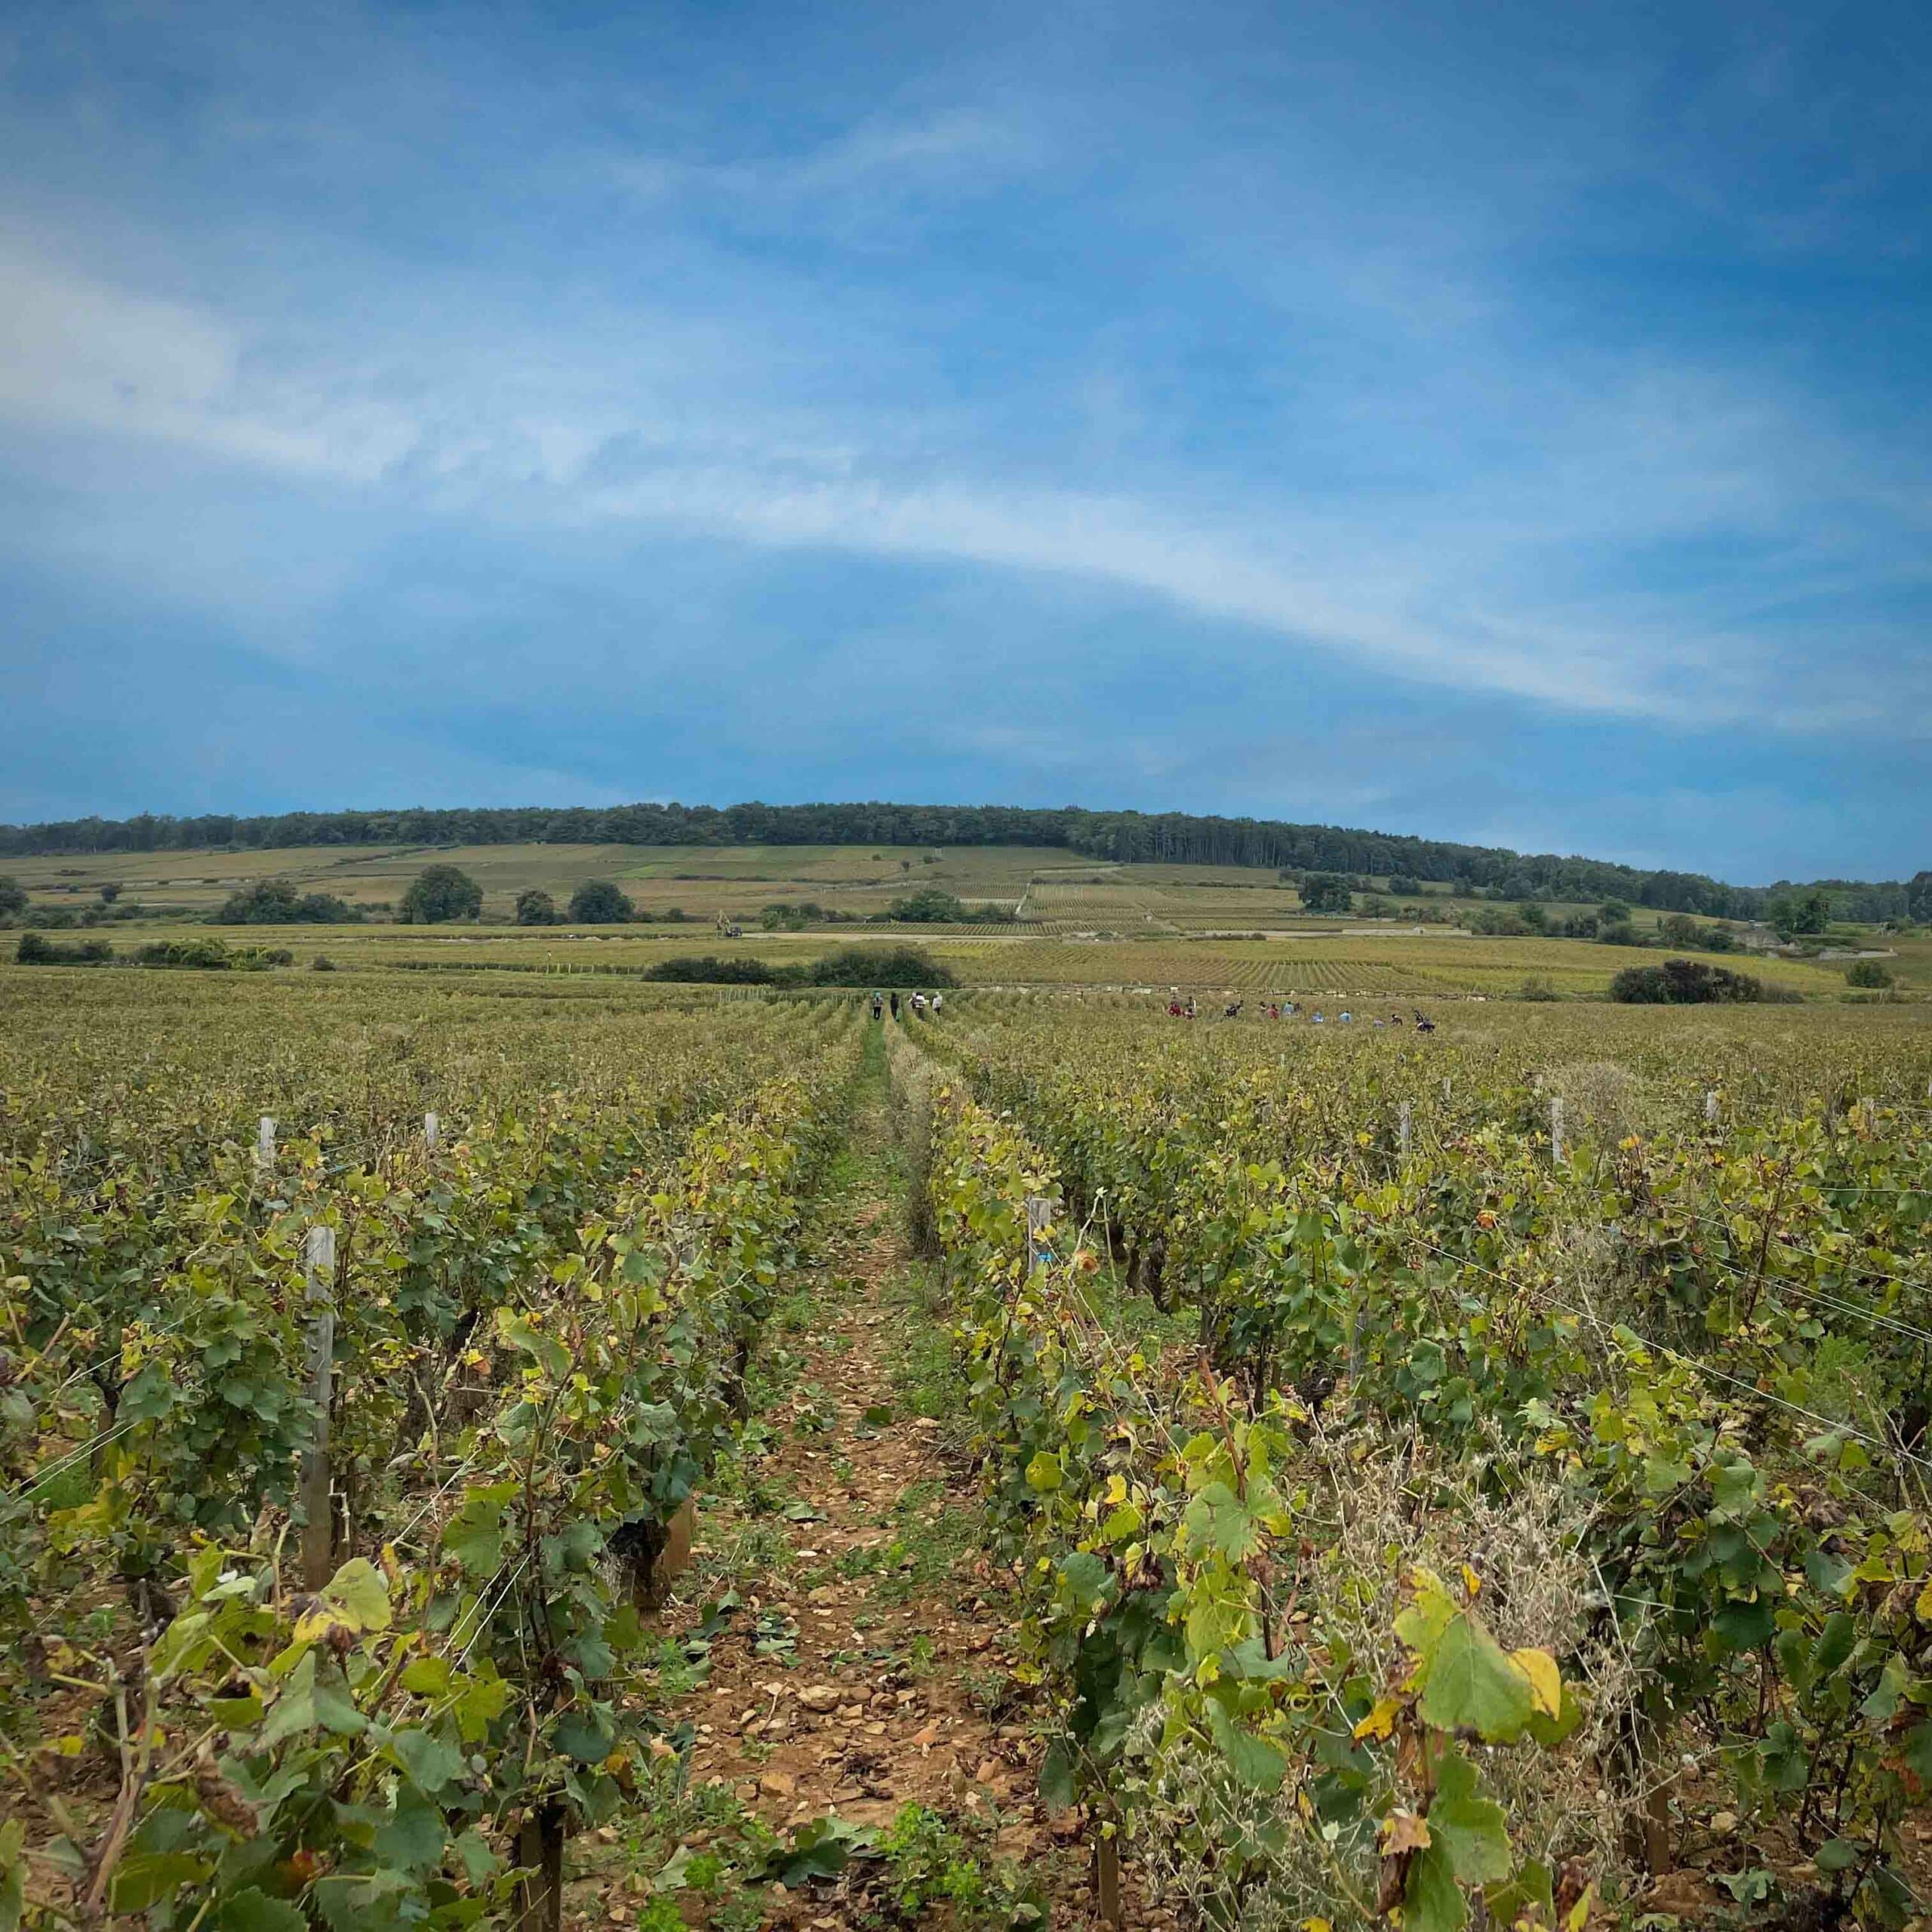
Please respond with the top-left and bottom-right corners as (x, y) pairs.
(6, 841), (1917, 998)
(29, 917), (1878, 1000)
(2, 841), (1055, 921)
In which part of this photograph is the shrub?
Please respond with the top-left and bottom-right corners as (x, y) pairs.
(312, 954), (338, 972)
(642, 955), (777, 984)
(1297, 872), (1352, 915)
(216, 879), (362, 924)
(136, 938), (291, 970)
(0, 875), (26, 918)
(1472, 908), (1531, 937)
(398, 865), (482, 924)
(880, 888), (1011, 925)
(1387, 875), (1422, 897)
(1610, 958), (1765, 1004)
(807, 943), (956, 989)
(1844, 958), (1895, 989)
(884, 887), (965, 923)
(1768, 889), (1831, 937)
(1518, 977), (1560, 1001)
(515, 888), (558, 926)
(567, 879), (634, 924)
(16, 930), (113, 964)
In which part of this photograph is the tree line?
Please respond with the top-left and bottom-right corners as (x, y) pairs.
(1, 799), (1924, 921)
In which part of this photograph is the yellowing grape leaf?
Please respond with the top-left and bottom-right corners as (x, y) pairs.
(1509, 1648), (1562, 1720)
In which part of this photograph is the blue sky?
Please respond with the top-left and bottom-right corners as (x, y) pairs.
(2, 0), (1927, 883)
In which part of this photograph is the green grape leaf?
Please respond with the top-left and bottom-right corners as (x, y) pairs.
(1039, 1740), (1077, 1812)
(443, 1482), (518, 1577)
(1429, 1748), (1513, 1884)
(373, 1786), (445, 1874)
(217, 1887), (308, 1932)
(109, 1853), (212, 1913)
(1402, 1837), (1469, 1932)
(388, 1724), (464, 1795)
(1183, 1481), (1260, 1561)
(1417, 1611), (1533, 1742)
(553, 1708), (617, 1764)
(1206, 1700), (1287, 1793)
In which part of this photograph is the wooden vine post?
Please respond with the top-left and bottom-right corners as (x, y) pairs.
(517, 1807), (566, 1932)
(1095, 1823), (1123, 1927)
(300, 1225), (337, 1590)
(1397, 1099), (1412, 1156)
(1549, 1095), (1565, 1167)
(423, 1110), (439, 1150)
(1024, 1195), (1053, 1278)
(255, 1115), (275, 1171)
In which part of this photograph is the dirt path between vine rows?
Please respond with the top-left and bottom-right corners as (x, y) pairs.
(568, 1051), (1152, 1927)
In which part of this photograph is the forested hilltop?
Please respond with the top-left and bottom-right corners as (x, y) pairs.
(3, 799), (1924, 920)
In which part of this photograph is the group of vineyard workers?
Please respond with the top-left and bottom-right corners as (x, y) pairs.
(870, 988), (944, 1021)
(1166, 995), (1435, 1032)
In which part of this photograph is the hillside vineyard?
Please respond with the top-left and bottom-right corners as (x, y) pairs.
(2, 968), (1929, 1927)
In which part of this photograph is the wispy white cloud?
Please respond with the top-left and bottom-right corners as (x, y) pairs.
(609, 109), (1047, 220)
(2, 229), (1925, 738)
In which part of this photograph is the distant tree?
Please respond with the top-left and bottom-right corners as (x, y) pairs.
(99, 882), (121, 903)
(1519, 901), (1548, 931)
(886, 887), (965, 924)
(1387, 875), (1422, 897)
(1767, 890), (1830, 938)
(1600, 899), (1632, 924)
(643, 955), (777, 983)
(217, 879), (360, 924)
(567, 879), (634, 923)
(1470, 907), (1531, 937)
(1909, 871), (1932, 924)
(1845, 959), (1895, 989)
(1297, 872), (1353, 915)
(515, 888), (558, 926)
(400, 864), (482, 924)
(1657, 912), (1709, 949)
(1611, 958), (1764, 1004)
(808, 943), (956, 988)
(0, 875), (26, 918)
(17, 930), (113, 964)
